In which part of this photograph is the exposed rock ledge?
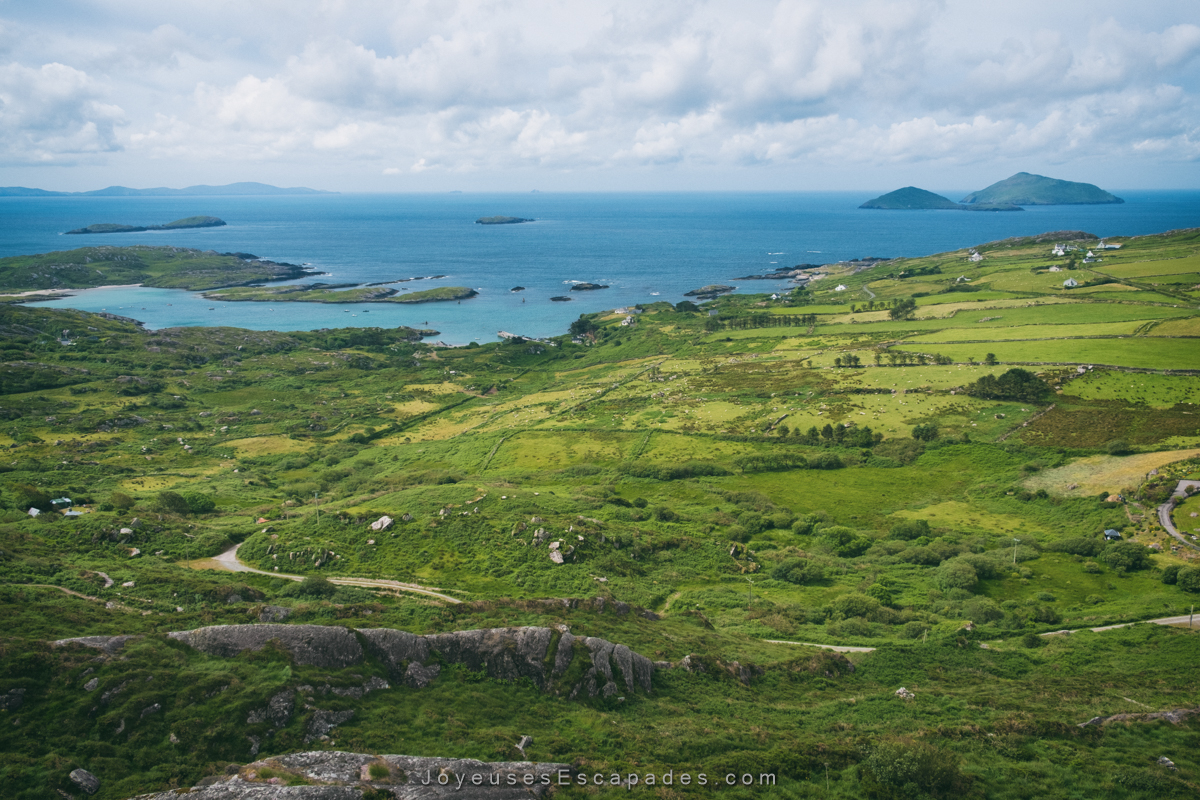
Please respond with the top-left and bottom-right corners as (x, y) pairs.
(126, 750), (571, 799)
(168, 624), (654, 696)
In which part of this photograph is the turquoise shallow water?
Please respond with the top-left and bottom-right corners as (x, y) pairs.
(3, 191), (1198, 343)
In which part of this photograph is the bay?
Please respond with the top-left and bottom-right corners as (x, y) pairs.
(2, 190), (1197, 344)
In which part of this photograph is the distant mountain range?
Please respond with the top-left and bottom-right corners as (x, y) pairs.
(0, 182), (334, 197)
(861, 173), (1123, 211)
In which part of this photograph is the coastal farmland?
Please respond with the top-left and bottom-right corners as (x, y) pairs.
(1, 228), (1200, 798)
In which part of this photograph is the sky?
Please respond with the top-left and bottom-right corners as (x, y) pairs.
(1, 0), (1199, 193)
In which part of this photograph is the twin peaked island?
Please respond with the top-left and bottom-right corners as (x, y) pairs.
(860, 172), (1124, 211)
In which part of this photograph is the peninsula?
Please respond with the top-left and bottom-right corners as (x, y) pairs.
(860, 187), (1021, 211)
(961, 172), (1123, 205)
(0, 245), (318, 291)
(476, 216), (534, 225)
(201, 284), (479, 304)
(66, 216), (227, 235)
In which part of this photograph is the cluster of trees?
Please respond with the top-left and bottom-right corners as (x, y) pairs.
(153, 490), (217, 515)
(876, 350), (955, 366)
(618, 461), (731, 481)
(964, 368), (1051, 403)
(787, 423), (882, 449)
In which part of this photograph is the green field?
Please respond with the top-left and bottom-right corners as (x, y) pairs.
(2, 228), (1200, 799)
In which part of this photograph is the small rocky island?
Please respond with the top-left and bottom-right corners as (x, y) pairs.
(570, 283), (609, 291)
(66, 216), (227, 234)
(860, 187), (1021, 211)
(684, 284), (736, 298)
(476, 216), (534, 225)
(549, 295), (572, 301)
(202, 285), (478, 304)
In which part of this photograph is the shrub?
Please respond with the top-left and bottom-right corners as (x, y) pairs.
(962, 597), (1004, 623)
(368, 763), (390, 780)
(866, 584), (894, 606)
(1035, 591), (1055, 602)
(936, 559), (978, 592)
(1161, 564), (1182, 584)
(900, 621), (930, 639)
(791, 515), (819, 536)
(1105, 439), (1131, 455)
(820, 526), (873, 557)
(1021, 633), (1043, 648)
(737, 512), (767, 535)
(1085, 594), (1104, 605)
(1177, 566), (1200, 593)
(1048, 537), (1104, 557)
(281, 576), (338, 599)
(110, 491), (136, 509)
(861, 740), (970, 799)
(632, 497), (648, 509)
(154, 490), (191, 515)
(1082, 561), (1101, 574)
(1102, 541), (1152, 571)
(182, 492), (216, 515)
(727, 526), (750, 543)
(890, 519), (931, 540)
(770, 558), (824, 585)
(830, 593), (881, 620)
(1031, 605), (1061, 624)
(769, 512), (794, 530)
(652, 506), (678, 523)
(809, 451), (844, 470)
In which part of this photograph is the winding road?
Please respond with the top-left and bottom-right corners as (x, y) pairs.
(196, 543), (464, 604)
(1157, 480), (1200, 552)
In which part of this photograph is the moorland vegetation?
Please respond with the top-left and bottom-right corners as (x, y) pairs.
(1, 227), (1200, 798)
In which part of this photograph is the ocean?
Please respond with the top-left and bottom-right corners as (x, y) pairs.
(3, 191), (1198, 344)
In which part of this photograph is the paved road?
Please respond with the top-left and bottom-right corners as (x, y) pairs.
(199, 543), (463, 604)
(1043, 614), (1198, 636)
(764, 639), (876, 653)
(1158, 480), (1200, 551)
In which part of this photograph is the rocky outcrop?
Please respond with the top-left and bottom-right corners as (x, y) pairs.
(70, 768), (101, 795)
(167, 624), (655, 697)
(126, 751), (571, 799)
(168, 625), (364, 669)
(53, 635), (141, 655)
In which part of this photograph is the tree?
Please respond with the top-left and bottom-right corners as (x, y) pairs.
(182, 493), (216, 515)
(674, 300), (699, 312)
(936, 559), (978, 591)
(770, 558), (823, 585)
(11, 483), (50, 511)
(110, 492), (135, 510)
(568, 315), (598, 337)
(984, 353), (997, 365)
(911, 423), (939, 442)
(820, 526), (872, 557)
(889, 298), (918, 320)
(1105, 439), (1131, 455)
(1177, 566), (1200, 592)
(964, 368), (1051, 403)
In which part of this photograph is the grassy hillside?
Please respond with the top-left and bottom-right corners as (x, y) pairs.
(0, 245), (318, 291)
(1, 227), (1200, 798)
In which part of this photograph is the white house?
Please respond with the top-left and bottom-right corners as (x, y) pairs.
(968, 252), (983, 262)
(1052, 245), (1065, 256)
(834, 284), (847, 292)
(1063, 278), (1079, 288)
(1048, 266), (1061, 272)
(1098, 241), (1122, 249)
(1086, 250), (1095, 258)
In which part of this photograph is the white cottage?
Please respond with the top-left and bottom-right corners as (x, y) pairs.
(1063, 278), (1079, 288)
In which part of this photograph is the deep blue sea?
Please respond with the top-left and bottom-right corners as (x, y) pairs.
(2, 191), (1198, 344)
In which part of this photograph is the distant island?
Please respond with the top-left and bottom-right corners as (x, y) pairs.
(961, 172), (1123, 205)
(201, 284), (478, 304)
(0, 181), (333, 197)
(860, 187), (1022, 211)
(476, 216), (534, 225)
(684, 284), (736, 298)
(66, 216), (226, 235)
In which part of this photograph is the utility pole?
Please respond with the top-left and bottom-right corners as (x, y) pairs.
(746, 577), (754, 610)
(1013, 538), (1021, 564)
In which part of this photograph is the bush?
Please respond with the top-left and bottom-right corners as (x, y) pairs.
(182, 492), (216, 515)
(110, 492), (136, 510)
(1106, 439), (1131, 455)
(11, 483), (51, 511)
(791, 515), (819, 536)
(770, 558), (824, 585)
(829, 593), (881, 620)
(820, 526), (873, 557)
(1021, 633), (1043, 648)
(1161, 564), (1182, 585)
(911, 423), (939, 442)
(1177, 566), (1200, 593)
(1031, 605), (1061, 624)
(809, 451), (844, 470)
(1085, 594), (1104, 605)
(652, 506), (678, 523)
(281, 576), (338, 599)
(1102, 541), (1152, 572)
(861, 740), (970, 799)
(1082, 561), (1101, 574)
(632, 497), (648, 509)
(154, 490), (191, 515)
(890, 519), (931, 540)
(737, 512), (767, 535)
(727, 526), (750, 543)
(900, 621), (930, 639)
(769, 512), (794, 530)
(1048, 537), (1104, 557)
(866, 584), (894, 606)
(936, 559), (978, 592)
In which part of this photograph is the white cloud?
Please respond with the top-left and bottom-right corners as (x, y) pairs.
(2, 1), (1199, 186)
(0, 61), (124, 164)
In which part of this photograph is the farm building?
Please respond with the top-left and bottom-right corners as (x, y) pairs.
(1063, 278), (1079, 288)
(1104, 529), (1122, 540)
